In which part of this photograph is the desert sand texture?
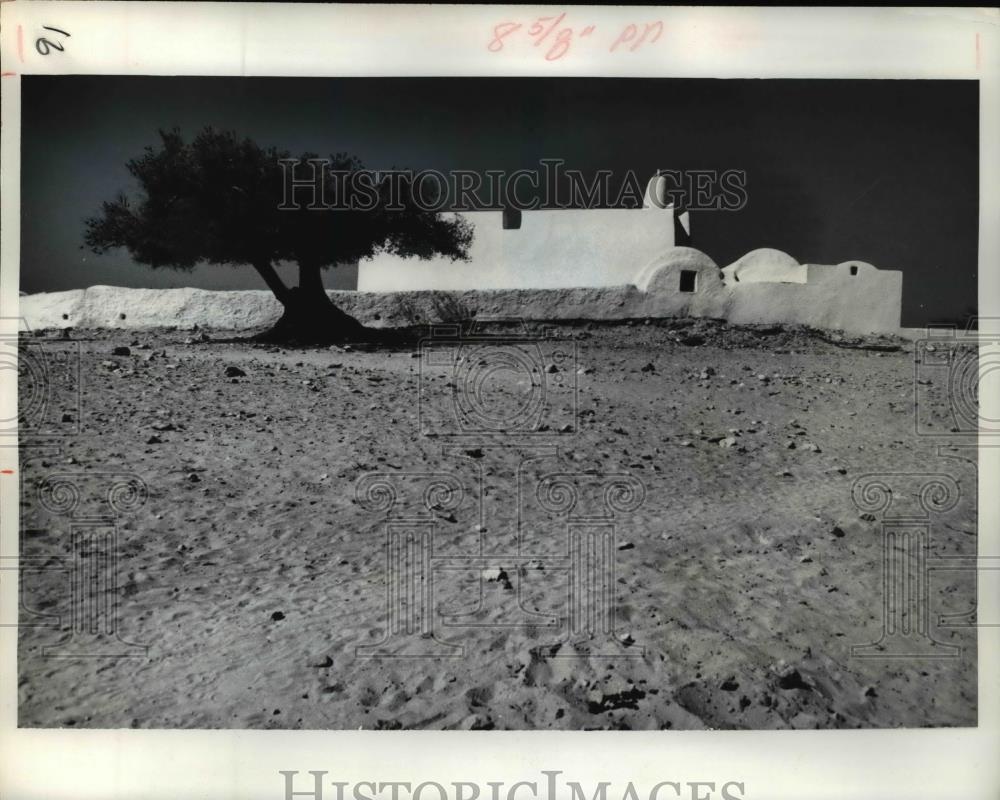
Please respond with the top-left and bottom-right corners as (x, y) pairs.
(16, 318), (977, 730)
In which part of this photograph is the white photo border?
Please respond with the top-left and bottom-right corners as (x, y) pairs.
(1, 4), (998, 799)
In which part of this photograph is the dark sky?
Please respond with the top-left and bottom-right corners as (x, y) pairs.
(20, 76), (978, 325)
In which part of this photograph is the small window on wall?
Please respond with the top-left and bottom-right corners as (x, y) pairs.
(850, 265), (859, 276)
(502, 208), (522, 230)
(679, 270), (697, 293)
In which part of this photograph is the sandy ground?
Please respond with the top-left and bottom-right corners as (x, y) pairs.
(16, 319), (977, 730)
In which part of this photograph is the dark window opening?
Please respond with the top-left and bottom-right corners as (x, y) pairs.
(679, 270), (697, 293)
(502, 208), (522, 230)
(850, 265), (858, 276)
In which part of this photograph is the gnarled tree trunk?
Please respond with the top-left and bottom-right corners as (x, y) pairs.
(254, 260), (366, 344)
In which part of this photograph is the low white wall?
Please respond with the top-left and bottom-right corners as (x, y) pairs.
(18, 285), (643, 332)
(19, 260), (903, 337)
(359, 207), (676, 292)
(19, 286), (286, 331)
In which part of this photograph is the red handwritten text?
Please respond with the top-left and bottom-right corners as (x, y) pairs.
(489, 14), (663, 61)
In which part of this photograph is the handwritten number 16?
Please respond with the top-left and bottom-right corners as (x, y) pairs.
(36, 26), (71, 56)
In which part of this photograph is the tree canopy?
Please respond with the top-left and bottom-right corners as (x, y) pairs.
(85, 128), (473, 341)
(86, 128), (474, 267)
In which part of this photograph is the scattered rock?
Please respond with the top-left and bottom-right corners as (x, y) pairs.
(587, 686), (645, 713)
(483, 568), (513, 591)
(111, 346), (131, 356)
(461, 714), (496, 730)
(777, 670), (812, 691)
(270, 611), (285, 622)
(224, 366), (246, 378)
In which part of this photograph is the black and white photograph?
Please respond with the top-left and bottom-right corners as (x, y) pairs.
(1, 4), (998, 800)
(13, 71), (983, 730)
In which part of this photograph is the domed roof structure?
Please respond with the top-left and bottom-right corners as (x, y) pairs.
(634, 247), (718, 292)
(722, 248), (806, 284)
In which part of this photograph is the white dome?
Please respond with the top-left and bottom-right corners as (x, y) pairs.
(722, 248), (806, 284)
(634, 247), (719, 293)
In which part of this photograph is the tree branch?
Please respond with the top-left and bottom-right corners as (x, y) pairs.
(253, 260), (291, 305)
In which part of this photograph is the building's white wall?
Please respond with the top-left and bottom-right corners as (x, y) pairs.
(359, 208), (675, 292)
(358, 206), (901, 334)
(718, 262), (901, 333)
(634, 257), (902, 334)
(21, 201), (902, 337)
